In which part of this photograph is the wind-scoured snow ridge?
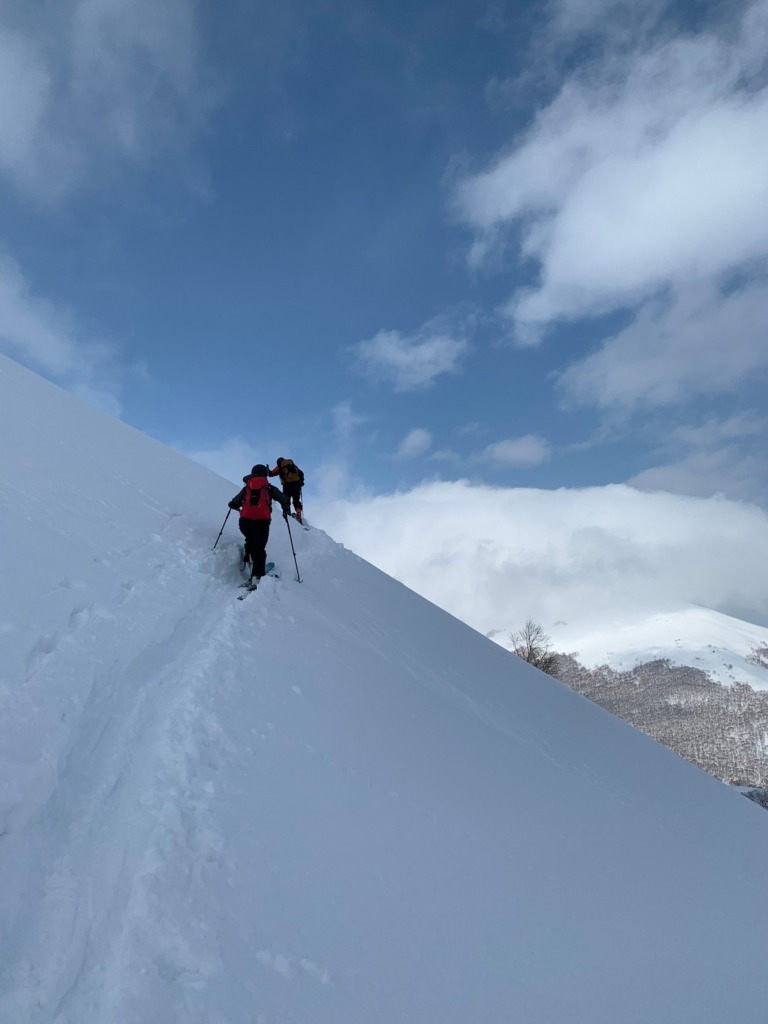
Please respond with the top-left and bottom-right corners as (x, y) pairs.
(1, 353), (768, 1024)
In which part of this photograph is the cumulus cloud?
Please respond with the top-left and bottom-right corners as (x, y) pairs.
(0, 26), (52, 185)
(0, 252), (122, 414)
(456, 0), (768, 343)
(184, 402), (371, 503)
(331, 400), (367, 442)
(665, 413), (765, 450)
(315, 401), (372, 502)
(353, 322), (469, 391)
(452, 0), (768, 500)
(626, 413), (766, 504)
(183, 437), (273, 486)
(629, 449), (766, 505)
(547, 0), (670, 50)
(395, 428), (433, 459)
(483, 434), (552, 467)
(557, 281), (768, 410)
(312, 481), (768, 640)
(0, 0), (211, 408)
(430, 447), (463, 464)
(0, 0), (209, 202)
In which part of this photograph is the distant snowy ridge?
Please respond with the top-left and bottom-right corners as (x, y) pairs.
(491, 606), (768, 787)
(492, 605), (768, 691)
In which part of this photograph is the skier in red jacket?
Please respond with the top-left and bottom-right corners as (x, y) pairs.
(228, 465), (290, 582)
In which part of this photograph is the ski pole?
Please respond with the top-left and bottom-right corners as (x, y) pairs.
(284, 513), (302, 582)
(212, 508), (232, 550)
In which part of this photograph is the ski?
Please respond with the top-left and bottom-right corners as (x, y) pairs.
(237, 562), (279, 599)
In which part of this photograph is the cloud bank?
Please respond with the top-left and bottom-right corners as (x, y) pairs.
(315, 481), (768, 640)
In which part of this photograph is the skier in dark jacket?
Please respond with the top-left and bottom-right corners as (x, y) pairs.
(269, 457), (304, 523)
(228, 465), (290, 582)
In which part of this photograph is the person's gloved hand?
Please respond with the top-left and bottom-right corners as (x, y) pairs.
(228, 500), (239, 510)
(283, 509), (289, 519)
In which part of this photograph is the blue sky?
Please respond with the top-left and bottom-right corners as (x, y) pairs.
(2, 0), (768, 509)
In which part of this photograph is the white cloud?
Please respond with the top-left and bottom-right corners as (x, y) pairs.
(477, 2), (509, 34)
(626, 413), (766, 504)
(549, 0), (667, 44)
(353, 323), (469, 391)
(0, 27), (52, 184)
(628, 449), (765, 505)
(512, 101), (768, 329)
(557, 282), (768, 410)
(0, 252), (122, 414)
(71, 0), (202, 150)
(183, 437), (273, 487)
(395, 428), (433, 459)
(312, 481), (768, 640)
(0, 0), (211, 407)
(456, 0), (768, 343)
(483, 434), (552, 467)
(183, 403), (371, 508)
(430, 448), (463, 463)
(0, 0), (208, 202)
(665, 413), (764, 450)
(316, 401), (372, 503)
(331, 400), (367, 442)
(0, 254), (83, 376)
(455, 0), (768, 497)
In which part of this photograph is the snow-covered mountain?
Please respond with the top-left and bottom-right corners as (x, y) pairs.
(321, 481), (768, 695)
(1, 352), (767, 1024)
(549, 605), (768, 688)
(492, 606), (768, 690)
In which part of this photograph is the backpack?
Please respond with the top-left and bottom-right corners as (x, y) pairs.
(240, 475), (272, 520)
(280, 459), (302, 484)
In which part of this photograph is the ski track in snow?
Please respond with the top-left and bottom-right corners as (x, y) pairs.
(1, 520), (485, 1020)
(0, 525), (250, 1022)
(0, 515), (344, 1024)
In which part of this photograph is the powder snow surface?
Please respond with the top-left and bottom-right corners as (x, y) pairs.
(1, 354), (767, 1024)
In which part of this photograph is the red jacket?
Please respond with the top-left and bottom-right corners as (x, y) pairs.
(229, 475), (289, 520)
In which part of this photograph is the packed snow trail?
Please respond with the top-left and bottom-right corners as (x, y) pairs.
(1, 517), (324, 1021)
(0, 527), (236, 1017)
(2, 355), (768, 1023)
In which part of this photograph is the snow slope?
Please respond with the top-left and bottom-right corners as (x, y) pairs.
(1, 353), (767, 1024)
(545, 605), (768, 689)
